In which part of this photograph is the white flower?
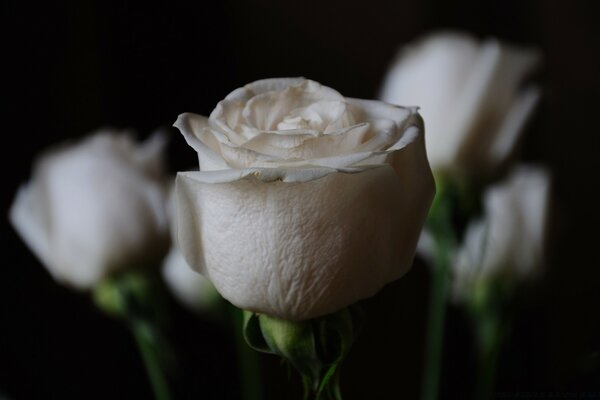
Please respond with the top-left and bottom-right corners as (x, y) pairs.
(452, 166), (551, 301)
(162, 186), (220, 312)
(9, 131), (169, 289)
(380, 32), (541, 178)
(174, 78), (435, 320)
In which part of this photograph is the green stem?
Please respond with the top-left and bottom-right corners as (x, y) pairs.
(474, 305), (507, 399)
(421, 238), (451, 400)
(231, 307), (263, 400)
(131, 321), (172, 400)
(93, 272), (174, 400)
(421, 186), (455, 400)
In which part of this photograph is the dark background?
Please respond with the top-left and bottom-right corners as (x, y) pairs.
(2, 0), (600, 398)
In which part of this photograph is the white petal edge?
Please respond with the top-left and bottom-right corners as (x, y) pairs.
(225, 77), (307, 101)
(9, 185), (57, 280)
(488, 86), (540, 165)
(174, 113), (229, 171)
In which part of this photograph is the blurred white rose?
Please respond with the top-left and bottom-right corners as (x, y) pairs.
(162, 187), (220, 312)
(162, 247), (220, 313)
(175, 78), (435, 320)
(452, 166), (551, 301)
(10, 131), (169, 289)
(380, 32), (541, 178)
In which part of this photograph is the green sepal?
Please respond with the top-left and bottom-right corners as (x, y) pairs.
(93, 270), (152, 319)
(242, 311), (272, 354)
(242, 305), (364, 400)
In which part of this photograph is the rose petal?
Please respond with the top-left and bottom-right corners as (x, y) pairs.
(484, 86), (540, 170)
(241, 123), (370, 160)
(454, 40), (540, 172)
(9, 184), (54, 277)
(174, 113), (230, 171)
(176, 163), (431, 320)
(225, 77), (308, 101)
(241, 80), (346, 131)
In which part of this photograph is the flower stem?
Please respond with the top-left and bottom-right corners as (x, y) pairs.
(131, 320), (172, 400)
(421, 236), (451, 400)
(476, 318), (503, 399)
(230, 306), (263, 400)
(471, 290), (509, 400)
(93, 271), (174, 400)
(421, 186), (455, 400)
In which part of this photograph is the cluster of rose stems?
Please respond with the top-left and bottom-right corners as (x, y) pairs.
(95, 270), (269, 400)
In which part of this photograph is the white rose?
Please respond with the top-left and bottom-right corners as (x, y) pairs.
(162, 186), (219, 312)
(174, 78), (435, 321)
(380, 32), (541, 178)
(9, 131), (169, 289)
(452, 166), (551, 301)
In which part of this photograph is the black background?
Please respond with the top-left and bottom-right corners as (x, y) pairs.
(2, 1), (600, 399)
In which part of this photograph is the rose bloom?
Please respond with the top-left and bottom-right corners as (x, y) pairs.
(9, 131), (169, 289)
(380, 32), (541, 178)
(174, 78), (435, 320)
(452, 166), (551, 301)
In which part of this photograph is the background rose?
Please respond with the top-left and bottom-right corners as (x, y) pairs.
(175, 78), (435, 320)
(380, 32), (541, 178)
(452, 166), (551, 301)
(9, 131), (169, 289)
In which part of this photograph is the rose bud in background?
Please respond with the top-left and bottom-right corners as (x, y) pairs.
(451, 165), (551, 399)
(9, 131), (169, 288)
(380, 31), (541, 180)
(9, 130), (175, 400)
(452, 165), (551, 303)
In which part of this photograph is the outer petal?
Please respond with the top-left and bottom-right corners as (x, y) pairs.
(9, 184), (53, 276)
(174, 113), (229, 171)
(176, 156), (434, 320)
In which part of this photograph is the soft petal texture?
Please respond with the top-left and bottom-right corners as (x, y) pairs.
(452, 166), (551, 301)
(380, 32), (540, 177)
(175, 78), (434, 320)
(9, 131), (169, 289)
